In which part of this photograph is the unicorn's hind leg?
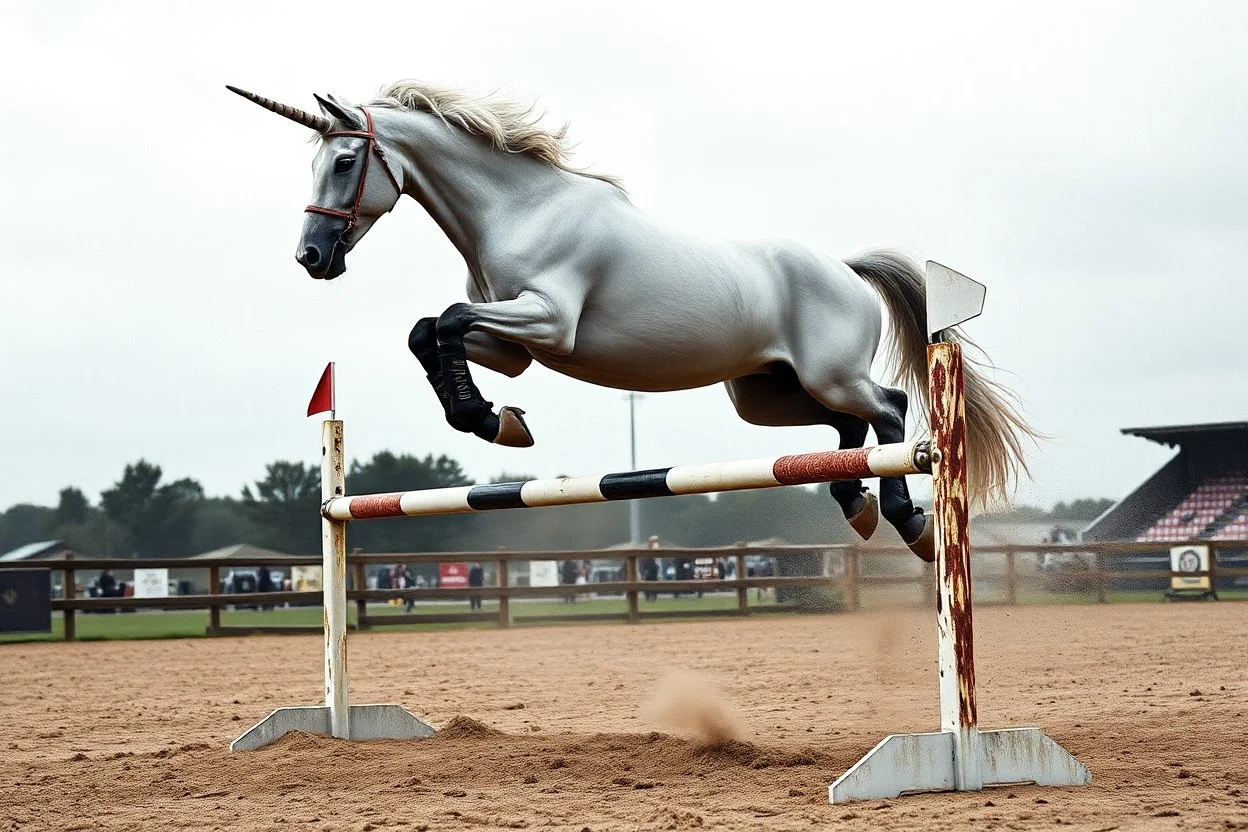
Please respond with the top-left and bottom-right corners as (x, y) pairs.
(793, 373), (933, 561)
(725, 369), (878, 540)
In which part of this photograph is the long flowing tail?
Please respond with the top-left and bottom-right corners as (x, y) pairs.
(845, 249), (1039, 509)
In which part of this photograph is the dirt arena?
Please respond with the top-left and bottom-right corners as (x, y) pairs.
(3, 604), (1246, 831)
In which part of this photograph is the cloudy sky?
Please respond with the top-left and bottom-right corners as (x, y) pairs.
(3, 1), (1245, 516)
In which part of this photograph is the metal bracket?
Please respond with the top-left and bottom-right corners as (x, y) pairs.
(829, 727), (1090, 802)
(926, 261), (986, 340)
(231, 704), (436, 752)
(911, 440), (933, 474)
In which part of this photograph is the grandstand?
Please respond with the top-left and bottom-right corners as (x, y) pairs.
(1084, 422), (1248, 542)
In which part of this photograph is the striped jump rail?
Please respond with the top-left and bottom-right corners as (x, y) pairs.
(323, 440), (934, 521)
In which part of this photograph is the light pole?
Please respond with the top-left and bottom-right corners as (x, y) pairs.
(628, 391), (642, 545)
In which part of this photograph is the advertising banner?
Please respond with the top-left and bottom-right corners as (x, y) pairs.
(439, 562), (468, 589)
(0, 570), (51, 633)
(133, 568), (169, 598)
(529, 560), (559, 587)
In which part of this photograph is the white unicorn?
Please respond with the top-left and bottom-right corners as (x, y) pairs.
(229, 82), (1036, 559)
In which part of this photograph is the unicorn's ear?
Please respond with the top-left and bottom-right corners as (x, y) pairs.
(314, 94), (365, 130)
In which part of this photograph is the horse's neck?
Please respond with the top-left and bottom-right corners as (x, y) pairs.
(381, 110), (571, 275)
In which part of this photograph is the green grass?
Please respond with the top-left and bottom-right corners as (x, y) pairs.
(0, 591), (779, 643)
(2, 587), (1243, 644)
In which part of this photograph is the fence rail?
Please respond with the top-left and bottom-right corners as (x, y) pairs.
(3, 540), (1245, 640)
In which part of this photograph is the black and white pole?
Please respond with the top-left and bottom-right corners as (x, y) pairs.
(321, 440), (931, 521)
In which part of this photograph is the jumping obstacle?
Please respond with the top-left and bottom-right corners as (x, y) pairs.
(231, 262), (1090, 804)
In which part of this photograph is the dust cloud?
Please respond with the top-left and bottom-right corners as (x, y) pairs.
(641, 669), (744, 746)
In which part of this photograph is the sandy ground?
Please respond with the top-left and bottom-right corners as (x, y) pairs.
(2, 603), (1247, 831)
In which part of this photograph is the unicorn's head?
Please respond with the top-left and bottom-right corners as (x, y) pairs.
(227, 86), (402, 280)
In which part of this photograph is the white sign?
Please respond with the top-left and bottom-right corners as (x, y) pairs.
(530, 561), (559, 587)
(133, 568), (169, 598)
(1169, 545), (1210, 592)
(291, 565), (323, 592)
(926, 261), (986, 337)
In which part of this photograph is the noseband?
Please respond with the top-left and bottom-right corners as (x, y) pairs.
(305, 107), (400, 233)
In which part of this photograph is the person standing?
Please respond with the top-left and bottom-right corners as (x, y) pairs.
(639, 556), (659, 602)
(258, 565), (274, 611)
(394, 564), (415, 613)
(468, 562), (485, 611)
(560, 559), (579, 603)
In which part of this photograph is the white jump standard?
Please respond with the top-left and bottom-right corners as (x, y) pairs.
(229, 418), (437, 752)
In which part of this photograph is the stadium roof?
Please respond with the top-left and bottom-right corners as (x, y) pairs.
(0, 540), (68, 562)
(189, 543), (301, 560)
(1121, 421), (1248, 448)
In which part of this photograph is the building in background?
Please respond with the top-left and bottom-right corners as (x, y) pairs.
(1083, 422), (1248, 543)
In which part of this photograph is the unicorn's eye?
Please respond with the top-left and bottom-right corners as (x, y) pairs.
(334, 156), (355, 174)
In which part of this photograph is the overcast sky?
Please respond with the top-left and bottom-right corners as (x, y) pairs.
(3, 1), (1246, 518)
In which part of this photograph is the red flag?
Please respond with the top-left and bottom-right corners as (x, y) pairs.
(307, 362), (335, 418)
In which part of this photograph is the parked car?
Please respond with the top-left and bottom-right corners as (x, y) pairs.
(219, 569), (287, 609)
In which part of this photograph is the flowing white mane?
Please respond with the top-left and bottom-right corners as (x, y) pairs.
(371, 81), (623, 189)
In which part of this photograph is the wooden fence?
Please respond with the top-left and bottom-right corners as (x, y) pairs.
(4, 541), (1246, 640)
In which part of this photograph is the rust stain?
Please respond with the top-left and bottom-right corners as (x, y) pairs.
(773, 447), (873, 485)
(348, 494), (405, 519)
(930, 343), (977, 729)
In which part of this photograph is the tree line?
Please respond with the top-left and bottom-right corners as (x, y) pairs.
(0, 453), (1113, 558)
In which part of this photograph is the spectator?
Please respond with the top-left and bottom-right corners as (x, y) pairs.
(672, 557), (693, 598)
(639, 556), (659, 602)
(468, 562), (484, 611)
(560, 559), (579, 603)
(576, 560), (592, 599)
(394, 564), (415, 613)
(258, 565), (275, 611)
(97, 570), (118, 597)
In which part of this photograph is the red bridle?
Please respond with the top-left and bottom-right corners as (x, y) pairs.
(305, 107), (401, 231)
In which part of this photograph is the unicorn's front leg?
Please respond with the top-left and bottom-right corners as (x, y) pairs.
(433, 292), (576, 447)
(407, 320), (534, 441)
(407, 312), (534, 447)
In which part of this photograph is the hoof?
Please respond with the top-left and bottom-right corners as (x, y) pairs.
(904, 515), (935, 562)
(846, 490), (879, 541)
(493, 406), (534, 448)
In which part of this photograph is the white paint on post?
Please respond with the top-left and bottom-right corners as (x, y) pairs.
(930, 342), (983, 791)
(322, 419), (349, 740)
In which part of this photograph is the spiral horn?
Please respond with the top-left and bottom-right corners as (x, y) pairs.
(226, 85), (331, 133)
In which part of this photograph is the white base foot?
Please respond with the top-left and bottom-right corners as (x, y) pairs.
(230, 704), (436, 751)
(829, 727), (1090, 803)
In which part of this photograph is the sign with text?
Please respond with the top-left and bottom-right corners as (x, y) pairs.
(0, 570), (51, 633)
(529, 561), (559, 587)
(439, 562), (468, 589)
(133, 568), (169, 598)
